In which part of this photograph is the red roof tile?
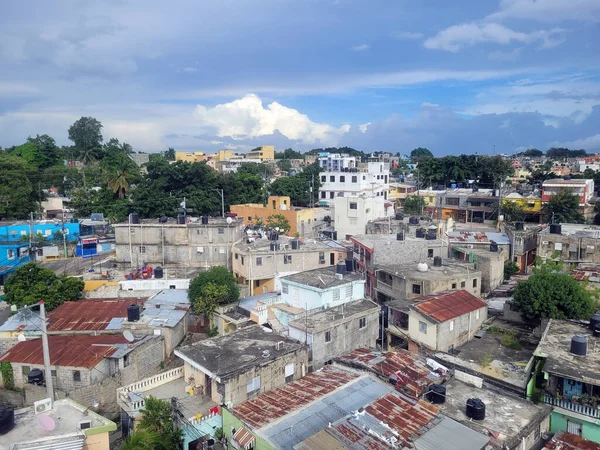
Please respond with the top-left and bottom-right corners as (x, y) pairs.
(48, 298), (146, 332)
(544, 432), (600, 450)
(232, 366), (359, 429)
(413, 290), (487, 323)
(0, 335), (131, 368)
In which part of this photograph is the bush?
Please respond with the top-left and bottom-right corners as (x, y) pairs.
(504, 262), (519, 280)
(188, 266), (239, 306)
(0, 362), (14, 390)
(500, 331), (522, 350)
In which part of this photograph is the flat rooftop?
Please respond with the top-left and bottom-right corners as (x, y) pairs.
(281, 266), (363, 289)
(441, 379), (551, 448)
(535, 319), (600, 383)
(234, 236), (334, 253)
(378, 260), (479, 281)
(114, 217), (243, 226)
(175, 325), (304, 382)
(146, 289), (190, 309)
(351, 234), (444, 251)
(447, 231), (510, 245)
(539, 223), (600, 238)
(289, 299), (379, 333)
(144, 377), (217, 420)
(1, 398), (116, 450)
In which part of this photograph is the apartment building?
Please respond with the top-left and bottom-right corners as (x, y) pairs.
(247, 145), (275, 161)
(333, 194), (393, 240)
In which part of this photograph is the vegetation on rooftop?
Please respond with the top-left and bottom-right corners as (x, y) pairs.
(122, 396), (182, 450)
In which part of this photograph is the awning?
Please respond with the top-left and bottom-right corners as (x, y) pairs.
(13, 435), (85, 450)
(233, 427), (256, 449)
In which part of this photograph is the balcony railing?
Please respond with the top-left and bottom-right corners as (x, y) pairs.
(117, 367), (184, 412)
(545, 394), (600, 419)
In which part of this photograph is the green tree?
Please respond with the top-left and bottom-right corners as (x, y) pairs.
(191, 282), (228, 327)
(410, 147), (433, 160)
(188, 266), (240, 305)
(3, 263), (84, 310)
(0, 154), (38, 219)
(275, 148), (303, 159)
(68, 117), (104, 164)
(504, 261), (520, 280)
(512, 261), (596, 322)
(165, 147), (176, 161)
(121, 429), (170, 450)
(277, 159), (292, 172)
(266, 213), (291, 234)
(403, 195), (426, 215)
(502, 201), (525, 223)
(135, 397), (182, 450)
(543, 189), (584, 223)
(105, 153), (139, 199)
(520, 148), (543, 157)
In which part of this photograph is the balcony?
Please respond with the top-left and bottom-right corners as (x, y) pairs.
(544, 393), (600, 419)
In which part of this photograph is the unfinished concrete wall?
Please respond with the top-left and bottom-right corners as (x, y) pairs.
(435, 306), (487, 352)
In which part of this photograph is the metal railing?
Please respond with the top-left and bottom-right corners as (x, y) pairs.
(545, 394), (600, 419)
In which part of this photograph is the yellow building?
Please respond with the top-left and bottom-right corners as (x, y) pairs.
(230, 196), (315, 236)
(416, 189), (440, 208)
(388, 183), (418, 205)
(215, 149), (233, 162)
(175, 151), (207, 163)
(503, 193), (543, 221)
(247, 145), (275, 161)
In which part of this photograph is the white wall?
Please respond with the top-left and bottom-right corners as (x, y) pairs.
(120, 279), (190, 290)
(334, 195), (392, 239)
(281, 278), (366, 311)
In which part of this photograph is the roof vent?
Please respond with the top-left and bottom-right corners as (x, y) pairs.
(570, 336), (588, 356)
(262, 350), (270, 358)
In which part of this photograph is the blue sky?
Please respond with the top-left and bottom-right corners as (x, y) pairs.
(1, 0), (599, 155)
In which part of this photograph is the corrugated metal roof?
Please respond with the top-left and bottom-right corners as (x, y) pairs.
(544, 431), (600, 450)
(413, 290), (487, 323)
(412, 415), (490, 450)
(48, 298), (146, 331)
(447, 231), (510, 245)
(141, 306), (186, 328)
(12, 435), (85, 450)
(0, 335), (132, 368)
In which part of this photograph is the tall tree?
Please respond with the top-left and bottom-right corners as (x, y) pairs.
(543, 189), (584, 223)
(68, 117), (104, 164)
(136, 397), (182, 450)
(403, 195), (426, 215)
(410, 147), (433, 160)
(105, 153), (139, 199)
(188, 266), (240, 305)
(0, 154), (38, 219)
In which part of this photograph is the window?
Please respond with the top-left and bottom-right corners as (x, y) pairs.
(51, 370), (56, 377)
(247, 216), (252, 221)
(330, 176), (335, 182)
(285, 363), (295, 383)
(138, 246), (146, 254)
(363, 176), (366, 180)
(427, 249), (433, 258)
(446, 197), (460, 206)
(282, 284), (289, 294)
(284, 254), (292, 264)
(319, 252), (325, 263)
(321, 191), (326, 199)
(359, 317), (366, 329)
(241, 256), (244, 265)
(234, 253), (238, 260)
(329, 192), (335, 199)
(256, 257), (262, 266)
(345, 285), (353, 297)
(340, 176), (345, 182)
(567, 419), (583, 436)
(419, 321), (427, 334)
(7, 249), (15, 260)
(218, 227), (224, 234)
(333, 289), (340, 301)
(452, 283), (457, 289)
(473, 279), (478, 288)
(412, 284), (421, 294)
(349, 202), (358, 210)
(246, 376), (261, 397)
(325, 331), (331, 342)
(450, 320), (455, 331)
(352, 176), (357, 183)
(22, 366), (30, 376)
(475, 309), (480, 320)
(321, 175), (326, 182)
(73, 370), (81, 382)
(461, 281), (465, 288)
(44, 230), (52, 236)
(254, 280), (260, 288)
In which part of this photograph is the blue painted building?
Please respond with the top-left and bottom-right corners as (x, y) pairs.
(0, 221), (80, 243)
(0, 242), (31, 292)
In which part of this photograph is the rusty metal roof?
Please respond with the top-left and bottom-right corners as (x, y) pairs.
(48, 298), (146, 331)
(544, 432), (600, 450)
(232, 366), (359, 429)
(0, 335), (132, 368)
(335, 348), (441, 396)
(413, 290), (487, 323)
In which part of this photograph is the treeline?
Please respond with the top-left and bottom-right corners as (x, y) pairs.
(517, 147), (588, 158)
(415, 154), (514, 187)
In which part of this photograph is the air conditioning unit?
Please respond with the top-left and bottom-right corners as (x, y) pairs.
(78, 420), (92, 430)
(34, 398), (52, 414)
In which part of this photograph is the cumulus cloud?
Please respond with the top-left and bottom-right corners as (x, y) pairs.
(552, 133), (600, 151)
(488, 0), (600, 22)
(424, 22), (564, 52)
(193, 94), (350, 145)
(351, 44), (370, 51)
(390, 31), (424, 40)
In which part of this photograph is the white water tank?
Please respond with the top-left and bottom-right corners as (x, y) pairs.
(417, 263), (428, 272)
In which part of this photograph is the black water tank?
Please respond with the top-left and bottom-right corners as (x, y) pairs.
(201, 216), (209, 225)
(0, 407), (15, 435)
(593, 327), (600, 338)
(564, 175), (572, 180)
(515, 221), (524, 230)
(154, 267), (164, 279)
(159, 216), (168, 223)
(415, 228), (425, 238)
(272, 232), (279, 241)
(345, 258), (354, 273)
(332, 231), (338, 241)
(129, 213), (140, 224)
(396, 232), (404, 241)
(427, 384), (446, 404)
(466, 398), (486, 420)
(177, 214), (186, 224)
(426, 230), (437, 240)
(472, 186), (479, 193)
(395, 213), (404, 221)
(549, 223), (562, 235)
(127, 304), (140, 322)
(590, 314), (600, 330)
(291, 239), (299, 250)
(336, 262), (347, 275)
(409, 216), (419, 225)
(433, 256), (442, 267)
(270, 241), (277, 251)
(490, 241), (499, 252)
(27, 369), (44, 386)
(570, 336), (588, 355)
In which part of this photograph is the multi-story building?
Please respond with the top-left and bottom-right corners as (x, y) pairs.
(505, 223), (540, 272)
(388, 182), (418, 207)
(247, 145), (275, 161)
(114, 217), (244, 269)
(503, 193), (544, 222)
(318, 153), (390, 206)
(232, 235), (348, 295)
(450, 245), (505, 293)
(536, 223), (600, 264)
(542, 179), (594, 213)
(0, 241), (30, 292)
(333, 193), (393, 240)
(230, 196), (315, 236)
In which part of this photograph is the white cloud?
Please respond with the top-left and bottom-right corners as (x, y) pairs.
(351, 44), (370, 51)
(358, 123), (370, 133)
(193, 94), (350, 145)
(553, 133), (600, 151)
(488, 0), (600, 22)
(390, 31), (424, 40)
(424, 22), (564, 52)
(181, 67), (198, 73)
(488, 47), (522, 61)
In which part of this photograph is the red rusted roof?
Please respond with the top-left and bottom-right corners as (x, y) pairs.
(327, 420), (390, 450)
(544, 432), (600, 450)
(413, 290), (487, 323)
(233, 427), (256, 449)
(335, 348), (439, 396)
(232, 366), (359, 429)
(48, 298), (146, 331)
(0, 335), (131, 368)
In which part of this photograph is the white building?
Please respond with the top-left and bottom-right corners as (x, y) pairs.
(318, 153), (390, 206)
(334, 194), (393, 240)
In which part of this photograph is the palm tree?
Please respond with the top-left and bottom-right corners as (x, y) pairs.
(121, 430), (170, 450)
(106, 154), (138, 199)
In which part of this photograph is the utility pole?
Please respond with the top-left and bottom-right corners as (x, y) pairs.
(39, 301), (54, 402)
(213, 189), (225, 218)
(61, 212), (67, 259)
(29, 212), (37, 263)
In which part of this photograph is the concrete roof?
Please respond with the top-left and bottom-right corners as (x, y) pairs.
(175, 325), (304, 381)
(535, 319), (600, 383)
(288, 299), (379, 333)
(113, 216), (243, 226)
(351, 234), (444, 251)
(447, 231), (510, 245)
(542, 179), (590, 186)
(145, 289), (190, 309)
(539, 223), (600, 238)
(234, 236), (333, 254)
(378, 260), (480, 282)
(1, 398), (116, 450)
(282, 266), (363, 289)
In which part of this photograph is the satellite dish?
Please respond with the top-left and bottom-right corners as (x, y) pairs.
(226, 217), (233, 225)
(37, 414), (56, 432)
(17, 333), (26, 342)
(123, 330), (135, 342)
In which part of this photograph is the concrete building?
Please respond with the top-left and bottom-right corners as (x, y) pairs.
(232, 235), (347, 295)
(318, 153), (390, 206)
(247, 145), (275, 161)
(447, 231), (511, 260)
(114, 216), (244, 269)
(388, 182), (418, 207)
(174, 325), (307, 407)
(532, 320), (600, 443)
(288, 299), (380, 371)
(230, 196), (315, 236)
(333, 193), (393, 240)
(0, 398), (116, 450)
(542, 178), (594, 209)
(450, 245), (505, 294)
(503, 193), (544, 222)
(0, 241), (30, 290)
(374, 259), (482, 303)
(386, 290), (487, 354)
(537, 224), (600, 264)
(506, 223), (540, 272)
(41, 195), (72, 219)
